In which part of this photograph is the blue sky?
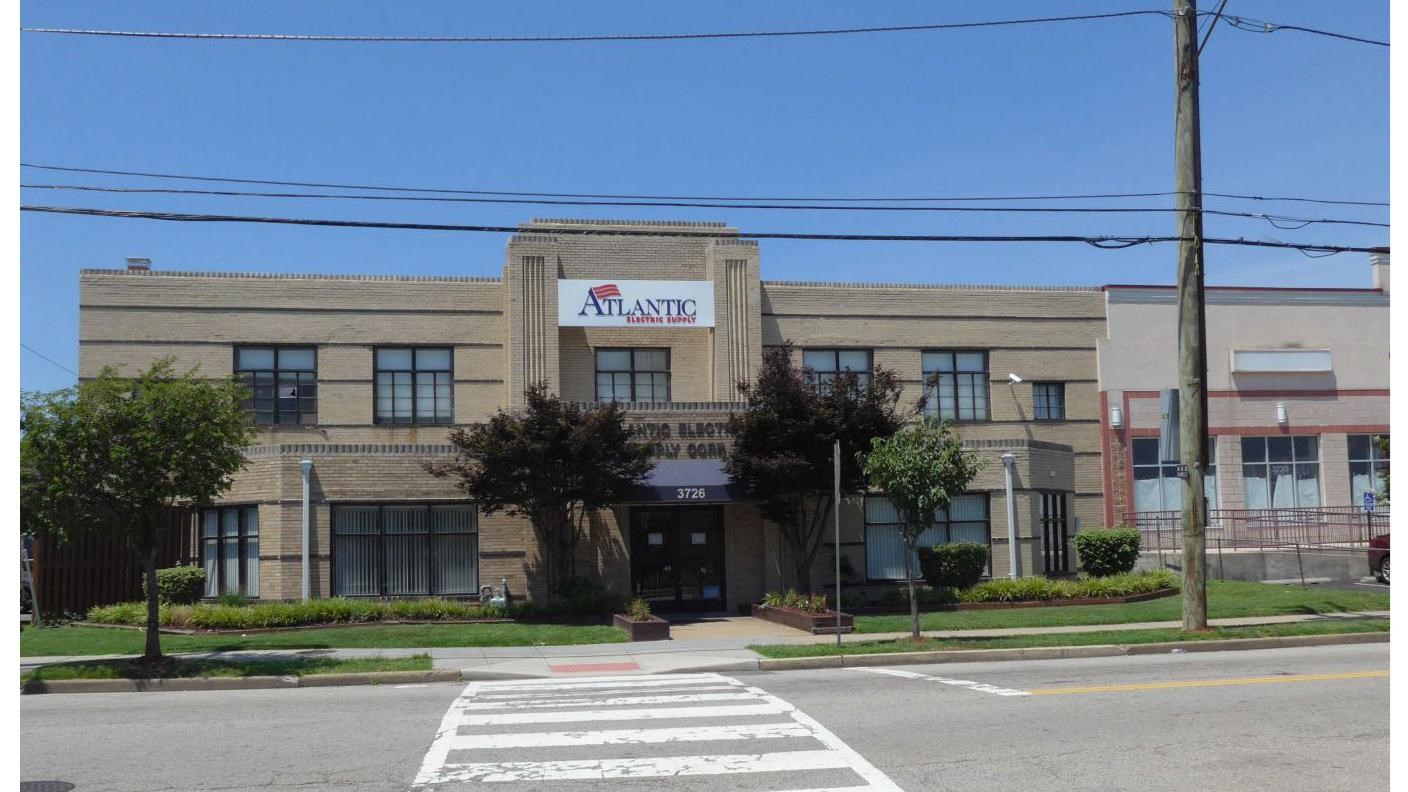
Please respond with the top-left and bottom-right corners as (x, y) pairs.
(20, 1), (1389, 393)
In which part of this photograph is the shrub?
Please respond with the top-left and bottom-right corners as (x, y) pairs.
(1073, 527), (1142, 576)
(626, 598), (653, 621)
(84, 596), (495, 630)
(917, 542), (990, 590)
(761, 589), (829, 614)
(956, 570), (1176, 603)
(551, 577), (626, 618)
(216, 593), (250, 608)
(141, 566), (207, 605)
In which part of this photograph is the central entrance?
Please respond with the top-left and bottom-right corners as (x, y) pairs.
(629, 506), (726, 612)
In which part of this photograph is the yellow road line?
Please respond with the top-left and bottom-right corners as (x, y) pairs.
(1027, 670), (1388, 696)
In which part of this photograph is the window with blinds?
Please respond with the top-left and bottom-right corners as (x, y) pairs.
(863, 494), (990, 581)
(331, 503), (479, 596)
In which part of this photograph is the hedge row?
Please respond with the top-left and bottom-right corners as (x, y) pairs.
(955, 570), (1178, 604)
(87, 597), (502, 630)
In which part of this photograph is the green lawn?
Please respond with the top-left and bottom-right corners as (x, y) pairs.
(22, 622), (629, 657)
(22, 654), (433, 682)
(853, 580), (1389, 634)
(751, 618), (1390, 658)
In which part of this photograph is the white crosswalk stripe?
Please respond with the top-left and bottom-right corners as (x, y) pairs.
(413, 672), (903, 790)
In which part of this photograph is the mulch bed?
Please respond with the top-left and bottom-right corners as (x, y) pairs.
(842, 586), (1177, 615)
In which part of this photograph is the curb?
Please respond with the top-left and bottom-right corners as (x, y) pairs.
(754, 630), (1390, 672)
(21, 669), (462, 695)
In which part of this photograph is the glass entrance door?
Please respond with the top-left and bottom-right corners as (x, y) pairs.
(630, 506), (725, 612)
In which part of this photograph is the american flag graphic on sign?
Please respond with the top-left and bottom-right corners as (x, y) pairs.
(591, 284), (622, 300)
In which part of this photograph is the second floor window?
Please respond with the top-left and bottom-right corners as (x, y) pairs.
(236, 346), (317, 425)
(803, 349), (872, 389)
(1033, 382), (1066, 421)
(375, 347), (453, 424)
(596, 348), (670, 402)
(923, 350), (988, 421)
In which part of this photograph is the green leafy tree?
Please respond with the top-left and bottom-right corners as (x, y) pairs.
(861, 418), (985, 639)
(21, 360), (254, 659)
(727, 344), (904, 593)
(428, 384), (654, 597)
(1377, 435), (1390, 505)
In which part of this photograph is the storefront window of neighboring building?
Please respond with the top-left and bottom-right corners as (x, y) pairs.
(1033, 382), (1066, 421)
(374, 347), (453, 425)
(863, 494), (990, 580)
(1132, 437), (1217, 513)
(331, 504), (478, 596)
(1242, 436), (1321, 509)
(595, 348), (671, 403)
(1348, 434), (1389, 506)
(802, 349), (873, 389)
(200, 506), (259, 598)
(235, 346), (317, 425)
(921, 351), (989, 421)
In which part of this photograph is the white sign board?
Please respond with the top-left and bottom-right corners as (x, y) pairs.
(557, 279), (715, 328)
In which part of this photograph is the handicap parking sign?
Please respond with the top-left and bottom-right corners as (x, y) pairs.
(1363, 491), (1376, 512)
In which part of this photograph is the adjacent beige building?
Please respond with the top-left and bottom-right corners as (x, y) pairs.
(78, 219), (1383, 609)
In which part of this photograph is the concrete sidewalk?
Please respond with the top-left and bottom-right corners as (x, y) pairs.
(21, 610), (1388, 677)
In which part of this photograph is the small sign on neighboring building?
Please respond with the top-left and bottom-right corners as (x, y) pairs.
(1364, 491), (1376, 512)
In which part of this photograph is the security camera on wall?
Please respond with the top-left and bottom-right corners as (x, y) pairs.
(1007, 373), (1023, 384)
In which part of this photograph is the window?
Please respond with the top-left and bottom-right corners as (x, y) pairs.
(235, 347), (317, 425)
(595, 348), (671, 403)
(803, 349), (872, 389)
(1033, 382), (1066, 421)
(863, 494), (990, 580)
(1242, 436), (1321, 509)
(201, 506), (259, 598)
(1040, 492), (1070, 574)
(1348, 434), (1389, 506)
(1132, 437), (1217, 512)
(922, 351), (989, 421)
(332, 504), (478, 596)
(375, 348), (453, 424)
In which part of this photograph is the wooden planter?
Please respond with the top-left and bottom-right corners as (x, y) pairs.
(751, 604), (854, 634)
(613, 613), (671, 641)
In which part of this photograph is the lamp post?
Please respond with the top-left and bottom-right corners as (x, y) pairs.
(1001, 453), (1020, 580)
(299, 459), (313, 601)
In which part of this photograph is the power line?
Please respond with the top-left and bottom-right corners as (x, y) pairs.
(20, 204), (1387, 255)
(19, 164), (1391, 207)
(19, 10), (1387, 47)
(19, 11), (1177, 44)
(19, 183), (1389, 228)
(20, 343), (78, 377)
(1198, 0), (1230, 54)
(1221, 14), (1389, 47)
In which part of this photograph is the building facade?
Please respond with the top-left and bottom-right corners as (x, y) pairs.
(1097, 253), (1390, 531)
(77, 219), (1384, 609)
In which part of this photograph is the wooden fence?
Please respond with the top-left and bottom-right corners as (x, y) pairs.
(30, 508), (198, 619)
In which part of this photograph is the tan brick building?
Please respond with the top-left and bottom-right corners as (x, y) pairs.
(90, 217), (1358, 611)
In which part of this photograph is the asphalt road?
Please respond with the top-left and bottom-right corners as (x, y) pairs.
(21, 643), (1388, 792)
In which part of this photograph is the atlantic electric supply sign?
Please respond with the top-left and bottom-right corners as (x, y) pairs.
(558, 279), (716, 328)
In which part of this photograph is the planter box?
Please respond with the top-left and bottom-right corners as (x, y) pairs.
(751, 604), (854, 634)
(613, 613), (671, 641)
(842, 586), (1177, 615)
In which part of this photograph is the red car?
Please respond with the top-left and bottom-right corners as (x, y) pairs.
(1368, 534), (1389, 584)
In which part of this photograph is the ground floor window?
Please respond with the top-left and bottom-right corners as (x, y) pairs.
(1040, 492), (1070, 574)
(332, 503), (478, 596)
(201, 506), (259, 598)
(1132, 436), (1217, 512)
(1242, 436), (1320, 509)
(863, 494), (990, 581)
(1348, 434), (1389, 506)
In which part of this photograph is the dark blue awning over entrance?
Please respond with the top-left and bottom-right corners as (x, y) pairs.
(628, 459), (738, 503)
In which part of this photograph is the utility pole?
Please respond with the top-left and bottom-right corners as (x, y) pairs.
(1174, 0), (1209, 631)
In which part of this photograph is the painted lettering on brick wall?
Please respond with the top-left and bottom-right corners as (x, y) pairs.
(645, 442), (728, 460)
(557, 279), (715, 328)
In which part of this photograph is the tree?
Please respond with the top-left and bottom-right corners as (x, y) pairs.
(861, 418), (985, 639)
(428, 384), (654, 597)
(21, 360), (254, 660)
(1377, 435), (1390, 505)
(727, 344), (904, 593)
